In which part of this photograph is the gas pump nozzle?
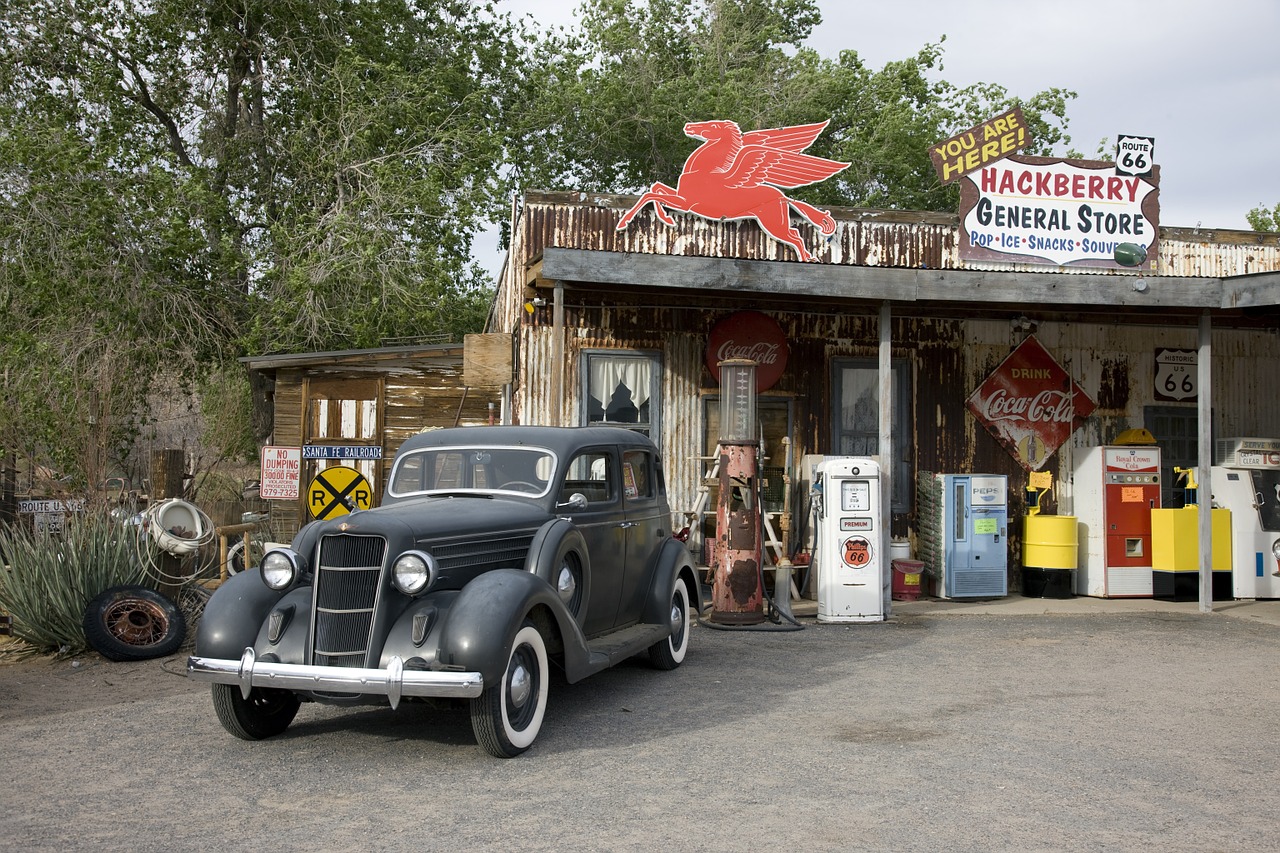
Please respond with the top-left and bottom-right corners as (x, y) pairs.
(1025, 470), (1053, 517)
(1174, 466), (1198, 505)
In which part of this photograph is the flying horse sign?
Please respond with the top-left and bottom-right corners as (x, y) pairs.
(617, 119), (850, 262)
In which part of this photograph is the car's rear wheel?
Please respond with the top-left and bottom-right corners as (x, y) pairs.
(211, 683), (301, 740)
(648, 576), (691, 670)
(470, 621), (548, 758)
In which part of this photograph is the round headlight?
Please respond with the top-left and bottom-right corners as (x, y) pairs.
(1272, 539), (1280, 562)
(261, 549), (299, 591)
(393, 550), (437, 596)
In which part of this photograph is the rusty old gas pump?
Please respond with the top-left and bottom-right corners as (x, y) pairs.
(709, 358), (765, 625)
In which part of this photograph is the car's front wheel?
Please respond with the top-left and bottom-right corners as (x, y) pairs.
(470, 621), (549, 758)
(211, 683), (301, 740)
(648, 576), (691, 670)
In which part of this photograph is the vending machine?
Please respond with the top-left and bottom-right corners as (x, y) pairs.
(813, 458), (884, 622)
(1074, 444), (1162, 597)
(918, 474), (1009, 599)
(1210, 437), (1280, 599)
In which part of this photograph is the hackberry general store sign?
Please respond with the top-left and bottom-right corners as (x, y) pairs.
(966, 335), (1097, 471)
(958, 154), (1160, 270)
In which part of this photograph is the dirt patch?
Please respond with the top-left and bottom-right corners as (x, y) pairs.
(0, 639), (202, 723)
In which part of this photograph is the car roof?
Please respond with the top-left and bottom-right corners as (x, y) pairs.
(397, 425), (659, 458)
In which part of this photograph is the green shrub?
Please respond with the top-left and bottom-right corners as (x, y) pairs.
(0, 511), (150, 654)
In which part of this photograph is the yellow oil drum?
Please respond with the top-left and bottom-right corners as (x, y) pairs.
(1023, 515), (1078, 569)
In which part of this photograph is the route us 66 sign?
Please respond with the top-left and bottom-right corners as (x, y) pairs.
(1115, 134), (1155, 178)
(1154, 348), (1197, 401)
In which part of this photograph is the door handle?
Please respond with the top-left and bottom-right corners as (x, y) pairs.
(618, 521), (636, 529)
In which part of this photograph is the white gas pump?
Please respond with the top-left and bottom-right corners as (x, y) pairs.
(813, 458), (884, 623)
(1210, 437), (1280, 599)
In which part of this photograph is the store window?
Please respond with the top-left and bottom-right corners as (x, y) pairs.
(832, 358), (911, 513)
(1145, 404), (1206, 508)
(582, 351), (661, 437)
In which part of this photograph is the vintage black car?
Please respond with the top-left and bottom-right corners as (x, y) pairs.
(188, 426), (701, 757)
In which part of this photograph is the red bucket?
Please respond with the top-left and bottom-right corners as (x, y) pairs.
(892, 559), (924, 601)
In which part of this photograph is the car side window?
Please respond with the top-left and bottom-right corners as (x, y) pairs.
(622, 450), (653, 501)
(561, 450), (616, 505)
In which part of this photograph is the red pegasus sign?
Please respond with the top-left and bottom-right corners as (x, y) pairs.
(617, 119), (850, 262)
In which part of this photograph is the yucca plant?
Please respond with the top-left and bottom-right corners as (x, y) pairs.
(0, 511), (150, 655)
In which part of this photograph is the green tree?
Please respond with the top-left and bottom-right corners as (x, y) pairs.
(525, 0), (1076, 213)
(1247, 203), (1280, 231)
(1, 0), (537, 479)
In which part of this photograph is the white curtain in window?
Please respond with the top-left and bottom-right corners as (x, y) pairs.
(588, 358), (651, 409)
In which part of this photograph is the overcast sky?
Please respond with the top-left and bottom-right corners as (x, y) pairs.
(481, 0), (1279, 273)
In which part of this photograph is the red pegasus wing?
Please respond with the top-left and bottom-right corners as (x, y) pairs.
(722, 146), (849, 189)
(740, 120), (830, 153)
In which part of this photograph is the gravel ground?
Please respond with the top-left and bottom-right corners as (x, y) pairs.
(1, 608), (1277, 852)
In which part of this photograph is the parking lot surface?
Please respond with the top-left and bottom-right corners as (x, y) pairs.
(2, 600), (1278, 851)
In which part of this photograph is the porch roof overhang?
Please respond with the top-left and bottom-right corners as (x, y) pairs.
(241, 342), (463, 372)
(538, 247), (1280, 313)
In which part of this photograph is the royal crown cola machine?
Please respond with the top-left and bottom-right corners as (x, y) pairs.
(1074, 444), (1162, 597)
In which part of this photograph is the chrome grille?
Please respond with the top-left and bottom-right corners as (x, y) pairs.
(313, 534), (386, 668)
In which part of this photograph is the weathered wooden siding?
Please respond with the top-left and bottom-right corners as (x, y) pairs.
(265, 358), (491, 538)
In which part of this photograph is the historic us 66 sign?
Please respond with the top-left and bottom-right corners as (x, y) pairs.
(1154, 348), (1197, 402)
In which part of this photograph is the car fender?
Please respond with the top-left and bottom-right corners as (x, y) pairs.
(194, 569), (288, 659)
(434, 569), (588, 685)
(642, 538), (703, 626)
(523, 518), (591, 627)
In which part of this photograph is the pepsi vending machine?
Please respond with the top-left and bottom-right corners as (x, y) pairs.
(918, 473), (1009, 599)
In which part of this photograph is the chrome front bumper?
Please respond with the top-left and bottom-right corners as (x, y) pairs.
(187, 648), (484, 709)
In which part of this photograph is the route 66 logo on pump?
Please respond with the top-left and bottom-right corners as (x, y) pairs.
(842, 536), (872, 568)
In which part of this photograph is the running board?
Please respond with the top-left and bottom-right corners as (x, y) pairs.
(579, 623), (669, 677)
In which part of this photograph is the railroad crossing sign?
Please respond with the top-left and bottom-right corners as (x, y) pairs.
(307, 466), (373, 519)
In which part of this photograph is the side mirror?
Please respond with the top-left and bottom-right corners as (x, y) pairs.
(557, 492), (588, 511)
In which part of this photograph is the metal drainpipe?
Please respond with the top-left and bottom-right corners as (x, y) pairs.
(552, 280), (565, 426)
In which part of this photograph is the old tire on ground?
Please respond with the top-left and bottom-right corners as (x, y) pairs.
(470, 621), (549, 758)
(648, 576), (691, 670)
(82, 585), (186, 662)
(211, 683), (301, 740)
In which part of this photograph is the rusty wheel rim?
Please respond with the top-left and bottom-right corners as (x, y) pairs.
(103, 597), (170, 646)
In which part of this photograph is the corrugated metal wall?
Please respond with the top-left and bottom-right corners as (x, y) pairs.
(496, 191), (1280, 560)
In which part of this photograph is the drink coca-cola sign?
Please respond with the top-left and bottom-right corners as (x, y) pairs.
(966, 335), (1096, 471)
(705, 310), (789, 391)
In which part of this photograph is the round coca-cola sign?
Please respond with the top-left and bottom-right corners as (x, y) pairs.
(705, 311), (789, 391)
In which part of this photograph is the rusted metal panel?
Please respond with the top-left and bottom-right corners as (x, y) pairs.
(507, 192), (1280, 289)
(514, 324), (707, 519)
(498, 191), (1280, 566)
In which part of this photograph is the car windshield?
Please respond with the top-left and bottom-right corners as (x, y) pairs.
(388, 445), (556, 498)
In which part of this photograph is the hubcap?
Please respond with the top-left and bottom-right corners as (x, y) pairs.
(508, 660), (531, 709)
(669, 602), (682, 632)
(557, 565), (577, 604)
